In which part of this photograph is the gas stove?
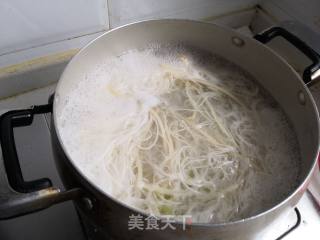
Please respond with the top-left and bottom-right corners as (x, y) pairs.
(0, 7), (319, 240)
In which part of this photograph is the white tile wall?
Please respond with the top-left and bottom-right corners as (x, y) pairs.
(108, 0), (259, 28)
(0, 0), (260, 58)
(0, 0), (259, 68)
(0, 0), (108, 55)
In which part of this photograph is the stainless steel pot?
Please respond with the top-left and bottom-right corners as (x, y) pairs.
(1, 20), (320, 240)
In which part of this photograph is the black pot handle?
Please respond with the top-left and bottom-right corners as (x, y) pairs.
(0, 104), (82, 220)
(254, 27), (320, 85)
(0, 104), (53, 193)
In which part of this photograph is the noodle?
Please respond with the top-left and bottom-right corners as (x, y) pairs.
(58, 46), (300, 223)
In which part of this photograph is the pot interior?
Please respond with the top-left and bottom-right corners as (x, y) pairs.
(53, 20), (319, 223)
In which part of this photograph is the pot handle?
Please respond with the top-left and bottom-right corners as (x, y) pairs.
(254, 27), (320, 85)
(0, 104), (82, 220)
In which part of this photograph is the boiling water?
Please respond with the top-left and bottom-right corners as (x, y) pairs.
(57, 44), (300, 223)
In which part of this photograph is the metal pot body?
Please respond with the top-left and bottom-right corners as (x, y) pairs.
(50, 20), (319, 240)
